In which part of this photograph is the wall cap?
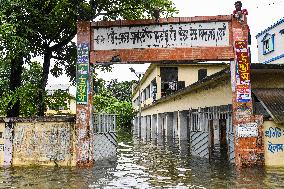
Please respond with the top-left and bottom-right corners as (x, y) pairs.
(0, 116), (76, 123)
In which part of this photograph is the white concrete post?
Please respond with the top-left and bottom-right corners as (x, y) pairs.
(173, 111), (178, 138)
(165, 112), (173, 136)
(138, 116), (142, 138)
(142, 116), (148, 139)
(151, 114), (157, 139)
(178, 110), (188, 140)
(133, 117), (138, 135)
(213, 119), (220, 145)
(157, 113), (163, 136)
(146, 115), (151, 140)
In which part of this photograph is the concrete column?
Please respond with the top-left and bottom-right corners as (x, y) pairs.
(213, 119), (220, 145)
(165, 136), (174, 152)
(157, 131), (164, 147)
(136, 117), (139, 135)
(138, 116), (141, 138)
(139, 116), (143, 139)
(179, 140), (189, 157)
(157, 113), (163, 137)
(146, 115), (151, 141)
(178, 110), (188, 140)
(173, 111), (178, 138)
(165, 112), (173, 137)
(141, 116), (147, 139)
(133, 117), (139, 136)
(151, 114), (157, 139)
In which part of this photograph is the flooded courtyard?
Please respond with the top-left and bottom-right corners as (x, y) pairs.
(0, 131), (284, 189)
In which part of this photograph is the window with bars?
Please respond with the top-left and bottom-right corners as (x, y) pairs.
(262, 33), (275, 55)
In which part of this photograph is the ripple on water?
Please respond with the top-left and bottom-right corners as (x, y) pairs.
(0, 133), (284, 188)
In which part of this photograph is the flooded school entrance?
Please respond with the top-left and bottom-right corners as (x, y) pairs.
(0, 130), (283, 189)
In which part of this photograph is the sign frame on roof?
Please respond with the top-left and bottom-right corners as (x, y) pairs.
(89, 16), (235, 63)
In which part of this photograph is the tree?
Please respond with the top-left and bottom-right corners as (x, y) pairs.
(0, 61), (73, 116)
(1, 0), (178, 116)
(1, 0), (177, 116)
(106, 79), (136, 101)
(93, 78), (137, 128)
(0, 3), (31, 117)
(0, 61), (41, 116)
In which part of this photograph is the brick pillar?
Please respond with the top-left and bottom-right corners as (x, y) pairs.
(76, 21), (94, 166)
(231, 16), (264, 167)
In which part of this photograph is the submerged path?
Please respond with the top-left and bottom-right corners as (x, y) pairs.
(0, 131), (284, 188)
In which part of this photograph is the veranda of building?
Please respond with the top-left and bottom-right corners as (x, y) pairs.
(131, 63), (284, 166)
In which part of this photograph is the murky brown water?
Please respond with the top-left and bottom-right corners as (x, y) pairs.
(1, 131), (284, 189)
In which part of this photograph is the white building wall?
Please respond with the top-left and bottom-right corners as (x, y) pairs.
(256, 18), (284, 64)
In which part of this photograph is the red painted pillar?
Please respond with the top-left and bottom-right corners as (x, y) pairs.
(231, 15), (264, 167)
(76, 21), (94, 166)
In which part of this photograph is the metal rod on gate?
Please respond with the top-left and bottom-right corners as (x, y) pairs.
(114, 115), (116, 132)
(107, 115), (110, 132)
(99, 114), (101, 133)
(103, 114), (105, 133)
(106, 115), (108, 132)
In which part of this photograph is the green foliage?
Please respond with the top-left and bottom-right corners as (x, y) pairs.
(116, 126), (133, 143)
(1, 0), (177, 82)
(106, 79), (136, 101)
(90, 0), (178, 20)
(0, 2), (31, 58)
(1, 0), (177, 116)
(112, 100), (136, 128)
(0, 62), (41, 116)
(93, 79), (137, 128)
(46, 90), (72, 113)
(0, 61), (71, 116)
(0, 60), (10, 94)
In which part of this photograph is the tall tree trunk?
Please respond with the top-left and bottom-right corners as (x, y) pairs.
(37, 50), (52, 116)
(7, 56), (23, 117)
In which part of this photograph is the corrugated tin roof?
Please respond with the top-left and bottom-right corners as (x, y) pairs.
(253, 88), (284, 123)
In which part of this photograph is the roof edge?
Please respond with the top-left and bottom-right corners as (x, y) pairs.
(142, 67), (230, 111)
(256, 17), (284, 38)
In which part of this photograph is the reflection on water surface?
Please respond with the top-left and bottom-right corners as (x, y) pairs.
(0, 131), (284, 188)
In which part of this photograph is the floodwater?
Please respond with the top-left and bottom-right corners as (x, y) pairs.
(1, 131), (284, 189)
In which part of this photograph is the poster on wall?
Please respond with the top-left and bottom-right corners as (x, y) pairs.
(237, 122), (258, 138)
(235, 40), (251, 103)
(236, 85), (250, 102)
(76, 64), (89, 104)
(76, 43), (89, 104)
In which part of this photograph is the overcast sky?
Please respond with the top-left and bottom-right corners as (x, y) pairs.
(47, 0), (284, 95)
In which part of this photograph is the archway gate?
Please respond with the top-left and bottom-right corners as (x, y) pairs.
(76, 12), (263, 167)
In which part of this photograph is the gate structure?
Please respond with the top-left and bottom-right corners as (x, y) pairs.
(92, 114), (117, 161)
(189, 106), (233, 160)
(76, 3), (264, 167)
(189, 109), (210, 158)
